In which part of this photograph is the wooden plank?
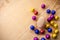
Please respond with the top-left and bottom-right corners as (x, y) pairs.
(0, 0), (60, 40)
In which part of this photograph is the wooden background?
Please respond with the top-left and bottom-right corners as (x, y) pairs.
(0, 0), (60, 40)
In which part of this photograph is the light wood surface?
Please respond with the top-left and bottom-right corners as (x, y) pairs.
(0, 0), (60, 40)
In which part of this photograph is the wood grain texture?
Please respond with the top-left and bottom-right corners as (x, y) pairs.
(0, 0), (60, 40)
